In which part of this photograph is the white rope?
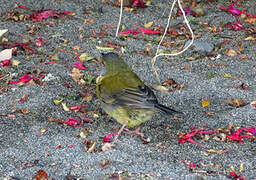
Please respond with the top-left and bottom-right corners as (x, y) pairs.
(115, 0), (123, 37)
(152, 0), (195, 83)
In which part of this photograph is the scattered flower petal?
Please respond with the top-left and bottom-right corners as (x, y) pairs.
(138, 26), (160, 34)
(0, 59), (11, 67)
(103, 132), (118, 143)
(74, 55), (87, 70)
(59, 117), (81, 127)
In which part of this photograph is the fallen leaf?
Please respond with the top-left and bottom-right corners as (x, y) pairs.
(83, 140), (96, 153)
(251, 101), (256, 108)
(240, 83), (249, 90)
(244, 17), (256, 23)
(0, 48), (12, 61)
(34, 169), (49, 180)
(79, 53), (94, 62)
(202, 100), (210, 107)
(101, 143), (115, 152)
(225, 98), (247, 108)
(95, 46), (114, 51)
(61, 102), (70, 111)
(226, 49), (237, 56)
(244, 36), (256, 41)
(0, 29), (8, 38)
(144, 21), (153, 28)
(223, 73), (233, 78)
(70, 68), (85, 84)
(98, 159), (111, 168)
(12, 60), (20, 66)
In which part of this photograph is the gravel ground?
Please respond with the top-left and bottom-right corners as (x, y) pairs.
(0, 0), (255, 179)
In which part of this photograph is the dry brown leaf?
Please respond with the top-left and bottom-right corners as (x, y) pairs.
(70, 68), (85, 84)
(225, 98), (247, 108)
(34, 169), (49, 180)
(244, 17), (256, 23)
(244, 36), (256, 41)
(84, 140), (96, 153)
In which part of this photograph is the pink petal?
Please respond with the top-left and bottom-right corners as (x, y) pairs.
(60, 118), (81, 127)
(138, 27), (160, 34)
(103, 132), (118, 143)
(74, 55), (87, 70)
(0, 59), (11, 67)
(18, 5), (28, 9)
(119, 29), (140, 35)
(228, 7), (242, 15)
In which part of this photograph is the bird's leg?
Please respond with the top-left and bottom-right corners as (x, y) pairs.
(113, 122), (127, 141)
(123, 126), (144, 138)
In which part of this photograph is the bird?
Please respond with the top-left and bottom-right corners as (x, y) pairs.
(96, 52), (182, 140)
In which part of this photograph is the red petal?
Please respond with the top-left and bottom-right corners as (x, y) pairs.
(138, 27), (160, 34)
(228, 7), (242, 15)
(18, 5), (28, 9)
(59, 118), (81, 127)
(0, 60), (11, 67)
(189, 162), (196, 168)
(119, 29), (140, 35)
(74, 55), (87, 70)
(103, 132), (118, 143)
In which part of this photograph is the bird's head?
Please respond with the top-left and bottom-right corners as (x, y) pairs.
(101, 52), (130, 74)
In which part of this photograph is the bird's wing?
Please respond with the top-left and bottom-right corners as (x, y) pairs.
(111, 85), (158, 109)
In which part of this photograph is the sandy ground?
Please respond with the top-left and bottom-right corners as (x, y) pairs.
(0, 0), (255, 179)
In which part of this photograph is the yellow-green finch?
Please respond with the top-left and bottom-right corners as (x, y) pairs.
(96, 52), (182, 140)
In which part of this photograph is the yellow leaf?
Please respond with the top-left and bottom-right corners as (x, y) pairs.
(202, 100), (210, 107)
(61, 102), (70, 111)
(144, 21), (153, 28)
(146, 1), (151, 6)
(0, 29), (8, 38)
(93, 113), (99, 118)
(53, 99), (63, 105)
(12, 60), (20, 66)
(240, 163), (244, 172)
(40, 128), (47, 133)
(230, 166), (235, 172)
(95, 46), (114, 51)
(250, 101), (256, 105)
(223, 73), (232, 78)
(244, 17), (256, 23)
(79, 53), (94, 62)
(207, 149), (217, 153)
(226, 49), (237, 56)
(244, 36), (256, 41)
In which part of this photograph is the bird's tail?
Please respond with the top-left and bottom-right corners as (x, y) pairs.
(155, 103), (183, 115)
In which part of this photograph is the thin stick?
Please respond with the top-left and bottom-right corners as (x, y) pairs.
(115, 0), (123, 37)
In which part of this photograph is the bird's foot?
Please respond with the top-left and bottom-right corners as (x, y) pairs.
(124, 127), (150, 143)
(123, 127), (144, 137)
